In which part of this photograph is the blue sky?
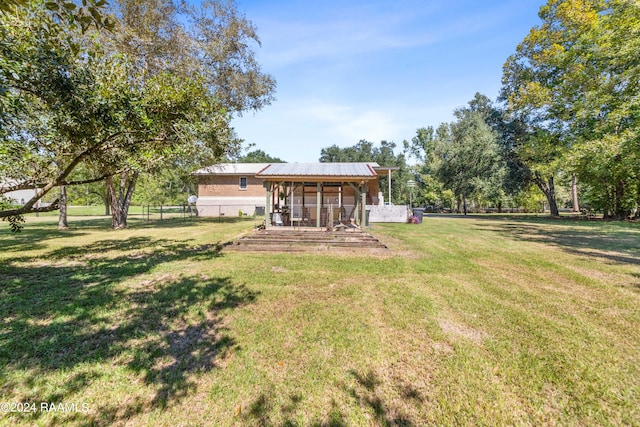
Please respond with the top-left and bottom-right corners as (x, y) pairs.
(231, 0), (543, 163)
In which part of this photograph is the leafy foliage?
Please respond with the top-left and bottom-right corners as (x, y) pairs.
(0, 0), (275, 229)
(502, 0), (640, 218)
(0, 196), (25, 232)
(237, 149), (285, 163)
(432, 112), (506, 211)
(405, 95), (510, 212)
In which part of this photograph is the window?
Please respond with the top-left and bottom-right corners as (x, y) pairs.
(239, 176), (247, 190)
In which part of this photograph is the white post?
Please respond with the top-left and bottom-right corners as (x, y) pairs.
(265, 182), (271, 229)
(316, 182), (321, 228)
(388, 169), (392, 205)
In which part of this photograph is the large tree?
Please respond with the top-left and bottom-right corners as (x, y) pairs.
(405, 95), (512, 213)
(0, 0), (119, 231)
(502, 0), (640, 218)
(99, 0), (275, 228)
(430, 111), (506, 214)
(0, 0), (275, 230)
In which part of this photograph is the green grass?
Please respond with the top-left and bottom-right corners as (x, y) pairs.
(1, 214), (639, 426)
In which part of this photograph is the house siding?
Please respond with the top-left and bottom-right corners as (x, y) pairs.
(198, 175), (264, 197)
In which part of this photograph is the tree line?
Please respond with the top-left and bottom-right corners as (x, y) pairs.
(333, 0), (639, 218)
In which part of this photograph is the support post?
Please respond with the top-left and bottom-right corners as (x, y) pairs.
(347, 182), (362, 226)
(361, 182), (367, 227)
(316, 182), (321, 228)
(265, 182), (271, 229)
(388, 169), (392, 205)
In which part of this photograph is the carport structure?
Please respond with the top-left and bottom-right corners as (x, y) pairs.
(256, 163), (380, 229)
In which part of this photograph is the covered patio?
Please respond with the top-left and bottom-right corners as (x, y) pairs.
(256, 163), (380, 229)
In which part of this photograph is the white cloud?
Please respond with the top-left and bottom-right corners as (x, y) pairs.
(232, 96), (461, 163)
(253, 1), (525, 68)
(303, 103), (401, 143)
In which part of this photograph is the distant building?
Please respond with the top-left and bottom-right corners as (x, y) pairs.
(0, 180), (38, 207)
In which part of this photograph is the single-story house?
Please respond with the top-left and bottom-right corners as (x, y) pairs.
(193, 162), (407, 225)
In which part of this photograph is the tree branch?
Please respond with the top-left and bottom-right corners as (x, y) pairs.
(0, 170), (120, 194)
(0, 199), (60, 218)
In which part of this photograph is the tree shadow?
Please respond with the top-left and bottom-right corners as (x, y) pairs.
(0, 237), (256, 425)
(242, 392), (346, 427)
(473, 218), (640, 266)
(130, 216), (258, 229)
(344, 369), (419, 427)
(239, 369), (424, 426)
(0, 223), (91, 252)
(0, 215), (253, 252)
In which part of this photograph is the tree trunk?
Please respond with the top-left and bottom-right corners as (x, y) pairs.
(571, 174), (580, 213)
(533, 173), (559, 216)
(636, 182), (640, 219)
(463, 196), (468, 216)
(107, 171), (139, 229)
(58, 185), (69, 229)
(614, 179), (628, 220)
(456, 197), (462, 214)
(103, 188), (111, 216)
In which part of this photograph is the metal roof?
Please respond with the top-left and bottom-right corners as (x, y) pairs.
(192, 163), (271, 175)
(256, 163), (378, 178)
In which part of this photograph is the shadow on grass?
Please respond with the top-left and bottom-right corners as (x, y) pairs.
(0, 224), (92, 252)
(344, 369), (419, 427)
(127, 215), (256, 229)
(473, 217), (640, 266)
(242, 393), (346, 427)
(0, 215), (256, 257)
(0, 237), (257, 425)
(240, 369), (422, 426)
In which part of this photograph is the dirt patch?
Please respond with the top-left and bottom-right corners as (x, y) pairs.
(137, 273), (178, 288)
(438, 319), (485, 344)
(431, 341), (455, 354)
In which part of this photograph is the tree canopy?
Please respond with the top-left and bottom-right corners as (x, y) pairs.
(237, 149), (285, 163)
(502, 0), (640, 218)
(0, 0), (276, 229)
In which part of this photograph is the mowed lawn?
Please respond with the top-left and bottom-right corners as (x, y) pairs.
(1, 213), (639, 426)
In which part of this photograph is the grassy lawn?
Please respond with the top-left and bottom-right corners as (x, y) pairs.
(1, 214), (639, 426)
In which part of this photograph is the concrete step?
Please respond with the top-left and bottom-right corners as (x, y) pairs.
(226, 242), (387, 252)
(225, 230), (388, 252)
(238, 235), (381, 243)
